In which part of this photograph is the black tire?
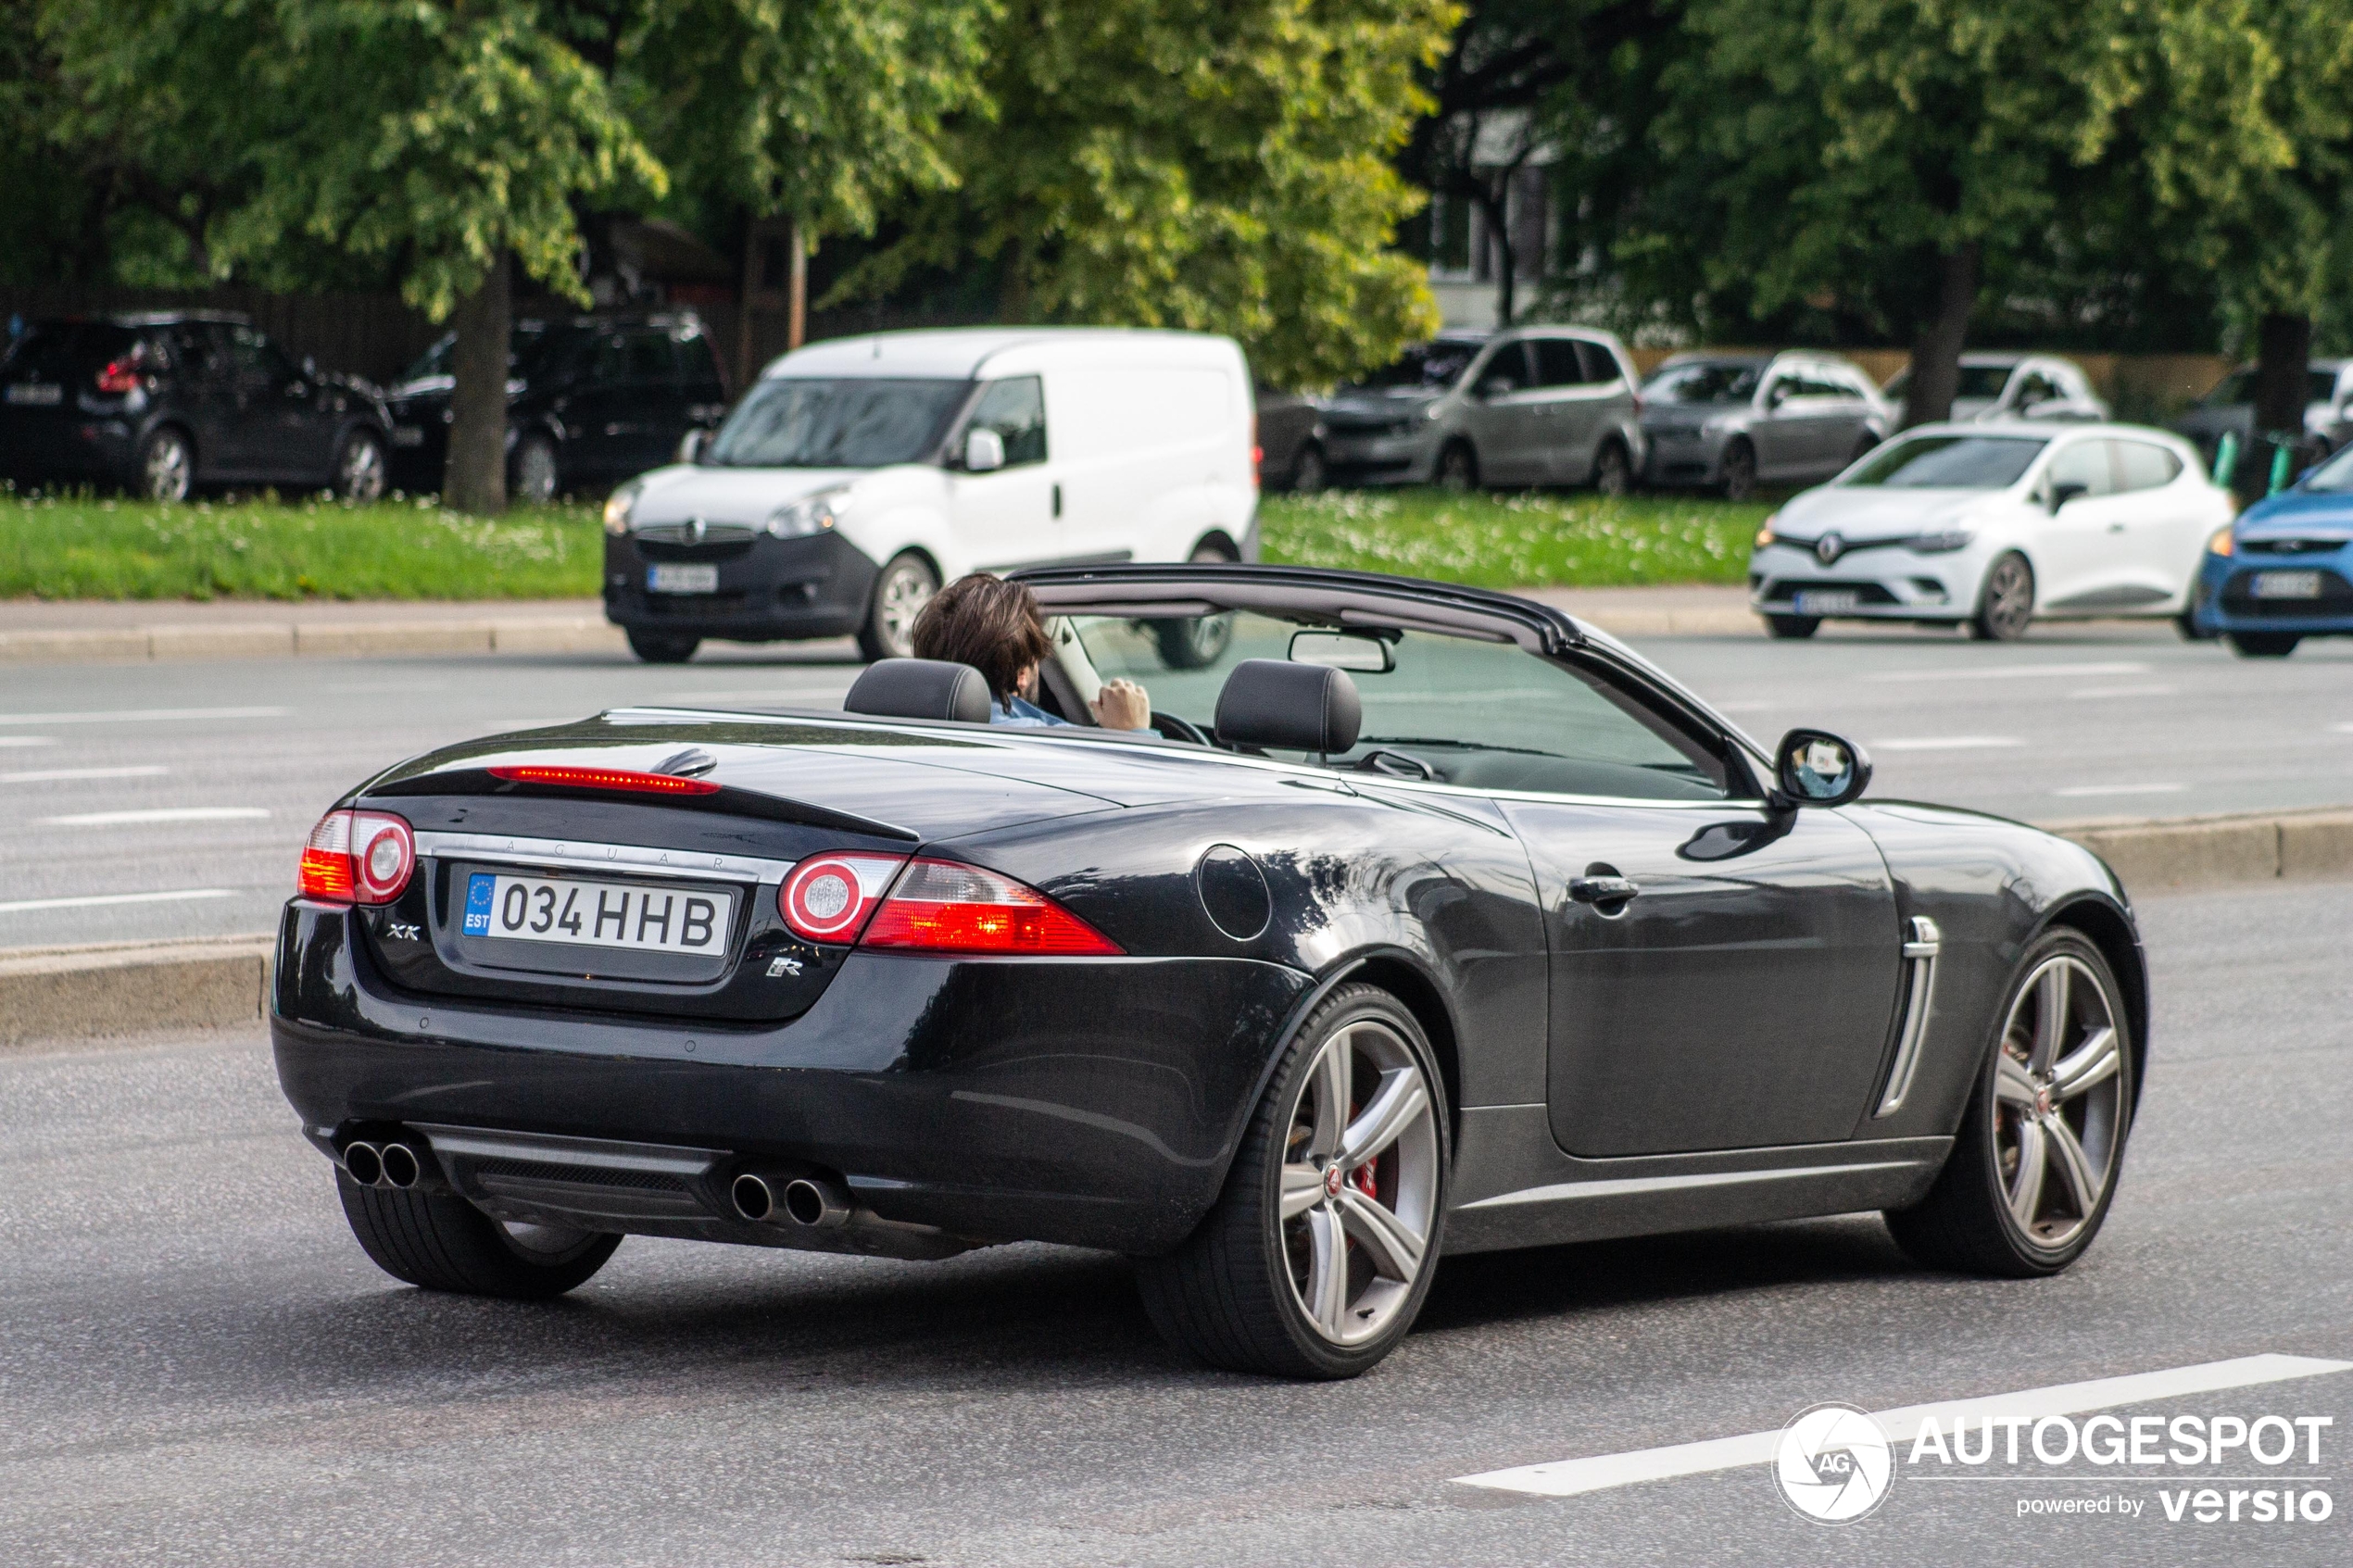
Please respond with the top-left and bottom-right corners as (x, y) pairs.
(626, 631), (699, 663)
(1290, 443), (1328, 494)
(857, 551), (940, 662)
(1136, 983), (1450, 1379)
(510, 433), (560, 505)
(1885, 929), (2134, 1278)
(1591, 438), (1632, 496)
(332, 428), (387, 503)
(1436, 441), (1478, 492)
(1765, 614), (1821, 639)
(139, 425), (195, 502)
(1719, 439), (1758, 501)
(2173, 611), (2209, 642)
(337, 1173), (620, 1298)
(1969, 552), (2035, 641)
(1150, 538), (1239, 668)
(2226, 632), (2300, 658)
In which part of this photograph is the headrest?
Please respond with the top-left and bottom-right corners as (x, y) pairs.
(1214, 659), (1362, 754)
(844, 659), (992, 724)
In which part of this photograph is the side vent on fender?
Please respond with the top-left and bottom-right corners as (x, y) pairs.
(1873, 916), (1942, 1118)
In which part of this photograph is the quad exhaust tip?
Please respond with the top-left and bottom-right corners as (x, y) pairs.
(340, 1137), (422, 1189)
(379, 1141), (422, 1189)
(342, 1140), (383, 1186)
(731, 1171), (851, 1229)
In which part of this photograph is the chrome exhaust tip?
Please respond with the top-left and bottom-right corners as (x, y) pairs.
(341, 1141), (383, 1186)
(782, 1176), (851, 1229)
(378, 1141), (422, 1189)
(731, 1172), (776, 1223)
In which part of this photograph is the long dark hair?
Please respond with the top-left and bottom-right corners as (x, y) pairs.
(909, 573), (1053, 703)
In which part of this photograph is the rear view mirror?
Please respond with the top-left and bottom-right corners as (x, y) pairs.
(2047, 481), (2089, 513)
(1773, 728), (1871, 808)
(963, 428), (1005, 472)
(676, 428), (707, 465)
(1290, 630), (1394, 673)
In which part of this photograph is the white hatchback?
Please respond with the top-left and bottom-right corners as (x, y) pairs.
(1747, 421), (2233, 640)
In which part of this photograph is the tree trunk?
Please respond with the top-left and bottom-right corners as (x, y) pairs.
(1900, 242), (1980, 430)
(443, 251), (511, 515)
(1479, 177), (1516, 328)
(2253, 311), (2312, 437)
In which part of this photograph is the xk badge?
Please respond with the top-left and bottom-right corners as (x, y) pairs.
(385, 922), (421, 941)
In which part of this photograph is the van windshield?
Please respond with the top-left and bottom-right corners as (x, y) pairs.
(707, 377), (969, 468)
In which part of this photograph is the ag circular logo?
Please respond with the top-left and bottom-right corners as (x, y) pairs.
(1773, 1402), (1894, 1524)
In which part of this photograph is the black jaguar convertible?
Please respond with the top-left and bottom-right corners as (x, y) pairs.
(272, 564), (2144, 1378)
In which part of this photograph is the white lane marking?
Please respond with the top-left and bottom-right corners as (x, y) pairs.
(1862, 661), (2148, 684)
(0, 887), (241, 915)
(1870, 736), (2022, 753)
(42, 807), (271, 826)
(1454, 1353), (2353, 1499)
(2073, 684), (2178, 699)
(0, 735), (55, 747)
(2334, 722), (2353, 734)
(0, 766), (170, 784)
(2051, 783), (2185, 798)
(0, 706), (289, 726)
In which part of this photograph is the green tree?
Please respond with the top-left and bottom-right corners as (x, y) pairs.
(839, 0), (1459, 390)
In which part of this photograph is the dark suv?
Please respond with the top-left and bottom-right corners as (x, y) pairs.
(384, 314), (730, 501)
(0, 313), (393, 501)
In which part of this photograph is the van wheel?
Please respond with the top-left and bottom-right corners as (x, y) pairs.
(1151, 539), (1239, 668)
(1437, 442), (1478, 491)
(626, 632), (699, 663)
(1591, 439), (1631, 496)
(858, 552), (940, 662)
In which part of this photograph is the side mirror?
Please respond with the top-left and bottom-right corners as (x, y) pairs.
(676, 428), (707, 465)
(2047, 480), (2089, 514)
(1773, 728), (1871, 809)
(963, 427), (1005, 472)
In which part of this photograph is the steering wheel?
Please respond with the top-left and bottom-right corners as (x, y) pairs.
(1150, 709), (1212, 746)
(1353, 747), (1439, 780)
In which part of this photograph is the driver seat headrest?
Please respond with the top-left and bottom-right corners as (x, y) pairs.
(1214, 659), (1362, 754)
(844, 659), (992, 724)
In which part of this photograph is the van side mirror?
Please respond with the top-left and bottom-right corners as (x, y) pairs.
(676, 428), (706, 465)
(1772, 729), (1870, 809)
(963, 427), (1005, 472)
(2047, 480), (2089, 513)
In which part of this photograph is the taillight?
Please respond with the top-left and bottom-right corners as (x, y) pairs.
(778, 853), (908, 941)
(299, 809), (414, 905)
(862, 858), (1123, 956)
(488, 764), (720, 797)
(95, 360), (139, 395)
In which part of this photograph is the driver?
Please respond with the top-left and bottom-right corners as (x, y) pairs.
(910, 573), (1152, 731)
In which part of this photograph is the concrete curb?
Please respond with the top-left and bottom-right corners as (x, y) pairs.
(0, 617), (627, 664)
(6, 809), (2350, 1049)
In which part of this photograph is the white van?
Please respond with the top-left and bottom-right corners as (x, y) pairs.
(601, 328), (1259, 661)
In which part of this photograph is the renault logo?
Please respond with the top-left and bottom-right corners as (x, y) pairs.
(1816, 533), (1845, 566)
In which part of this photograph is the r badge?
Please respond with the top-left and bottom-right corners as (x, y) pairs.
(766, 954), (804, 978)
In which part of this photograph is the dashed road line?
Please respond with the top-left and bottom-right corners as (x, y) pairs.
(0, 888), (241, 915)
(2052, 783), (2186, 798)
(0, 766), (170, 785)
(1863, 662), (2148, 684)
(1871, 736), (2022, 753)
(0, 706), (289, 726)
(41, 808), (271, 826)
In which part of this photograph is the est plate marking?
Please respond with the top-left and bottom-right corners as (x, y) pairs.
(462, 872), (732, 955)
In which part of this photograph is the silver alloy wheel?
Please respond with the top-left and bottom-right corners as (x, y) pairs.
(1593, 441), (1630, 495)
(1991, 954), (2125, 1248)
(1979, 555), (2034, 639)
(513, 438), (559, 505)
(144, 430), (192, 501)
(1278, 1018), (1441, 1347)
(873, 556), (938, 659)
(336, 433), (386, 502)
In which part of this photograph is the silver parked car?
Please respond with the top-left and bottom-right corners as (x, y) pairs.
(1882, 352), (2109, 423)
(1642, 351), (1892, 500)
(2171, 360), (2353, 468)
(1319, 327), (1648, 493)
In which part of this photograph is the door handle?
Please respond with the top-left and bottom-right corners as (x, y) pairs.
(1570, 875), (1641, 905)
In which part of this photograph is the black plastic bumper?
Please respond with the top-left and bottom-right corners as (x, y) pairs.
(602, 528), (881, 643)
(271, 902), (1313, 1254)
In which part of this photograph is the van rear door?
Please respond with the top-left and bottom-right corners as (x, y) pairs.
(1050, 363), (1238, 563)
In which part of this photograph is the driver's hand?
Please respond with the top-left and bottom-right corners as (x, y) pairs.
(1093, 678), (1151, 732)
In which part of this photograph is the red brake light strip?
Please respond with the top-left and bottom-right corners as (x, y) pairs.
(489, 764), (720, 797)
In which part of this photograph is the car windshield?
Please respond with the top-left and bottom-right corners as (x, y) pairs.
(396, 324), (592, 386)
(2298, 442), (2353, 493)
(1842, 433), (2046, 489)
(1068, 611), (1733, 802)
(1642, 361), (1762, 404)
(705, 377), (969, 469)
(1344, 341), (1481, 394)
(1956, 365), (2015, 400)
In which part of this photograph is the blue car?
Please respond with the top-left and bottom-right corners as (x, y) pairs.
(2192, 442), (2353, 656)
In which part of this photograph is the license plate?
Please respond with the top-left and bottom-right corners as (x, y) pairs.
(462, 872), (733, 956)
(648, 563), (719, 595)
(2252, 570), (2323, 600)
(1794, 589), (1861, 615)
(390, 424), (424, 447)
(4, 383), (62, 406)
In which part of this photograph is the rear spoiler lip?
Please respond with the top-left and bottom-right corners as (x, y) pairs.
(360, 766), (923, 844)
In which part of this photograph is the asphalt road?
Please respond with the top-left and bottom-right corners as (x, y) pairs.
(1, 620), (2348, 948)
(2, 878), (2347, 1566)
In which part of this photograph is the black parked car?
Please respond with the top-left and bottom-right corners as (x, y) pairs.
(0, 313), (391, 501)
(273, 563), (2145, 1379)
(384, 314), (731, 502)
(1255, 387), (1329, 491)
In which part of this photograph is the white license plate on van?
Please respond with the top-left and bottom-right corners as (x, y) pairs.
(461, 872), (732, 956)
(5, 383), (62, 406)
(647, 563), (719, 595)
(2252, 571), (2322, 600)
(1794, 589), (1861, 615)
